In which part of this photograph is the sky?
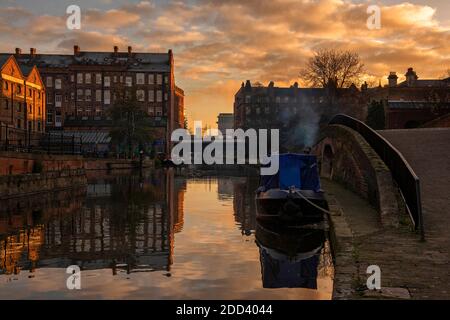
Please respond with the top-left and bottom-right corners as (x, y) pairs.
(0, 0), (449, 128)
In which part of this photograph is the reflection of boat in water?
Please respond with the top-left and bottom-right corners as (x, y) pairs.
(256, 221), (325, 289)
(256, 154), (329, 224)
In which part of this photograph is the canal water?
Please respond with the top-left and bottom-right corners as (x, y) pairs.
(0, 170), (334, 299)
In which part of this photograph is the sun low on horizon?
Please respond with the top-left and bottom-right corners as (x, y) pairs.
(0, 0), (449, 129)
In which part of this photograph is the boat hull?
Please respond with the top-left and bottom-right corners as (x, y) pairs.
(256, 189), (328, 224)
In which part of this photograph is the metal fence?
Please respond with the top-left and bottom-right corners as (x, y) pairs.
(329, 114), (424, 238)
(0, 123), (82, 155)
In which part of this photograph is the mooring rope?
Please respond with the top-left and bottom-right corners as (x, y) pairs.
(294, 190), (333, 215)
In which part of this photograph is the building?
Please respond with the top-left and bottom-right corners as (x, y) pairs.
(366, 67), (450, 129)
(0, 54), (46, 146)
(234, 80), (366, 150)
(174, 85), (185, 129)
(217, 113), (234, 134)
(0, 46), (185, 153)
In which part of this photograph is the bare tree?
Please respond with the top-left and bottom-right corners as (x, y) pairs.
(300, 49), (364, 88)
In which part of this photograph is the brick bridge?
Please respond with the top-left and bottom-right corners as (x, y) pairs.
(315, 119), (450, 299)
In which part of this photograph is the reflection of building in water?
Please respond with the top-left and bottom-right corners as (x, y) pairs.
(0, 227), (44, 275)
(232, 178), (258, 235)
(0, 170), (186, 275)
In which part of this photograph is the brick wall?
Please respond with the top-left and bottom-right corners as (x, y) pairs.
(313, 124), (401, 227)
(0, 151), (84, 175)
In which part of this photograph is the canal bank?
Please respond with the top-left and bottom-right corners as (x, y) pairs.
(324, 179), (448, 300)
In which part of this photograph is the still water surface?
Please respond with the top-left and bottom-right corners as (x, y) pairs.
(0, 170), (333, 299)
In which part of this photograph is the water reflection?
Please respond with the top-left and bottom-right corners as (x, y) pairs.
(1, 170), (185, 276)
(0, 172), (333, 299)
(256, 222), (332, 290)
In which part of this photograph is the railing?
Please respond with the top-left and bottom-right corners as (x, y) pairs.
(1, 123), (82, 155)
(329, 114), (424, 239)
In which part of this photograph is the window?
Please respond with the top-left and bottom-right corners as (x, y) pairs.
(17, 85), (22, 94)
(157, 74), (162, 85)
(96, 90), (102, 102)
(46, 77), (53, 87)
(275, 96), (281, 103)
(148, 90), (154, 102)
(120, 75), (124, 83)
(125, 76), (132, 87)
(256, 107), (260, 115)
(246, 106), (251, 115)
(148, 107), (155, 116)
(28, 104), (33, 114)
(137, 89), (145, 101)
(85, 73), (91, 84)
(104, 90), (110, 104)
(136, 73), (145, 84)
(4, 99), (8, 110)
(245, 95), (251, 103)
(77, 73), (83, 84)
(17, 119), (21, 129)
(47, 112), (53, 123)
(85, 89), (91, 101)
(28, 88), (32, 96)
(156, 107), (162, 116)
(38, 106), (41, 115)
(47, 92), (53, 103)
(55, 78), (62, 89)
(148, 74), (154, 84)
(71, 92), (75, 100)
(156, 90), (162, 102)
(4, 82), (8, 90)
(164, 75), (168, 84)
(77, 89), (83, 101)
(284, 96), (289, 103)
(55, 94), (62, 107)
(71, 74), (75, 82)
(96, 73), (102, 84)
(104, 76), (110, 87)
(265, 107), (270, 114)
(37, 121), (41, 132)
(113, 76), (117, 83)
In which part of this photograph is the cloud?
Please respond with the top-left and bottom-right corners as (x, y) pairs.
(0, 0), (448, 127)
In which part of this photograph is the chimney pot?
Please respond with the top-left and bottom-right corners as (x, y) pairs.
(30, 48), (36, 56)
(114, 46), (118, 54)
(128, 46), (132, 55)
(74, 45), (80, 56)
(15, 48), (22, 55)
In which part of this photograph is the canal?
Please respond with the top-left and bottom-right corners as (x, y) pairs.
(0, 170), (334, 299)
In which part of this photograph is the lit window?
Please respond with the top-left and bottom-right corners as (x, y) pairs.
(55, 94), (62, 107)
(77, 73), (83, 84)
(104, 76), (110, 87)
(126, 76), (132, 87)
(148, 74), (154, 84)
(104, 90), (110, 104)
(136, 73), (145, 84)
(157, 74), (162, 85)
(46, 77), (53, 87)
(148, 90), (154, 102)
(96, 73), (101, 84)
(96, 90), (102, 102)
(156, 90), (162, 102)
(77, 89), (83, 101)
(137, 90), (145, 101)
(85, 73), (91, 84)
(55, 78), (62, 89)
(85, 89), (91, 101)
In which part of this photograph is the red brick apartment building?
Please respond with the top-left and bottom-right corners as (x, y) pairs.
(0, 54), (46, 146)
(0, 46), (185, 152)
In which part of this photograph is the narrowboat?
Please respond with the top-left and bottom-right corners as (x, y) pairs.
(255, 153), (329, 224)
